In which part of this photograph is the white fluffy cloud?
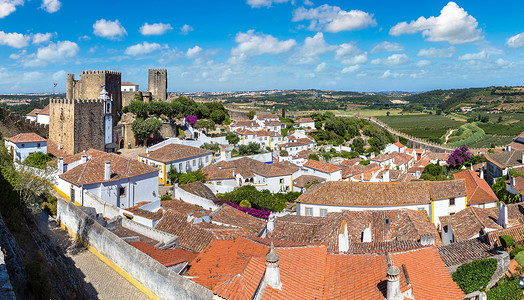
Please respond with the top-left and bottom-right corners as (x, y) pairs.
(371, 54), (410, 66)
(341, 65), (360, 73)
(506, 33), (524, 49)
(231, 30), (296, 58)
(0, 0), (23, 18)
(124, 42), (163, 56)
(0, 31), (30, 48)
(292, 4), (376, 33)
(186, 45), (203, 58)
(32, 32), (52, 44)
(139, 22), (172, 36)
(415, 60), (431, 67)
(247, 0), (289, 8)
(335, 42), (367, 65)
(24, 41), (79, 67)
(390, 2), (482, 44)
(417, 47), (457, 58)
(290, 32), (335, 64)
(370, 41), (404, 53)
(93, 19), (127, 40)
(458, 50), (489, 61)
(180, 24), (194, 35)
(315, 62), (327, 72)
(380, 70), (403, 78)
(40, 0), (61, 13)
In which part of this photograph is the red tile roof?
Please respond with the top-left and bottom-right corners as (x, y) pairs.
(121, 81), (138, 86)
(188, 238), (464, 300)
(437, 238), (495, 267)
(215, 157), (297, 178)
(139, 143), (212, 163)
(394, 142), (405, 148)
(303, 159), (342, 174)
(453, 169), (498, 205)
(128, 241), (197, 267)
(46, 139), (72, 158)
(210, 205), (267, 236)
(38, 104), (49, 115)
(293, 175), (325, 188)
(4, 132), (47, 143)
(231, 120), (260, 128)
(161, 199), (211, 218)
(59, 152), (158, 186)
(440, 207), (502, 242)
(296, 180), (466, 207)
(295, 117), (314, 123)
(124, 203), (163, 220)
(201, 164), (235, 180)
(278, 138), (315, 148)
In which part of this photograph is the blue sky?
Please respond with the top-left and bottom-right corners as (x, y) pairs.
(1, 0), (524, 93)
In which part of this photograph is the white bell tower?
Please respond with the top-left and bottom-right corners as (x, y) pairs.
(99, 88), (113, 152)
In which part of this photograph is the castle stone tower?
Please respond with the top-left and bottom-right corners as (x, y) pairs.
(66, 70), (122, 125)
(148, 69), (167, 101)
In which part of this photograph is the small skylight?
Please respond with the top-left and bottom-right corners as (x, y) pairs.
(385, 218), (390, 225)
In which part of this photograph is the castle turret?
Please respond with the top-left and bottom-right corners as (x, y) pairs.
(148, 69), (167, 101)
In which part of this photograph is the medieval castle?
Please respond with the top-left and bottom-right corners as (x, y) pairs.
(50, 69), (167, 155)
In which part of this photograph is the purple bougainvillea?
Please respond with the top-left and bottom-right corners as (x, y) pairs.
(213, 198), (270, 220)
(185, 115), (198, 127)
(447, 146), (472, 169)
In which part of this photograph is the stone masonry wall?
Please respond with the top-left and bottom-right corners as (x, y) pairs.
(73, 100), (105, 153)
(49, 99), (76, 155)
(148, 69), (167, 101)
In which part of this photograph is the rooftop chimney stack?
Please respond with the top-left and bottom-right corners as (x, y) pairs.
(497, 202), (509, 229)
(480, 167), (484, 180)
(338, 222), (349, 252)
(386, 264), (402, 300)
(521, 152), (524, 164)
(104, 161), (111, 181)
(264, 243), (282, 290)
(81, 155), (88, 164)
(58, 157), (64, 175)
(383, 166), (390, 182)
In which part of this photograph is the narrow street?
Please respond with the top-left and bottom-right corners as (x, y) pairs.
(36, 212), (149, 300)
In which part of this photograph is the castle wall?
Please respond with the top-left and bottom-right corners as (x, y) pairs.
(49, 99), (76, 155)
(122, 91), (141, 108)
(73, 99), (105, 153)
(148, 69), (167, 101)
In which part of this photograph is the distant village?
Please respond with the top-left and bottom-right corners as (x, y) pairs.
(4, 68), (524, 299)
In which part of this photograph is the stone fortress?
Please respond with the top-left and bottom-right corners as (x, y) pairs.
(50, 69), (168, 155)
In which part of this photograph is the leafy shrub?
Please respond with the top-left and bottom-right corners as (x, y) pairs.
(239, 200), (251, 208)
(514, 250), (524, 268)
(212, 199), (270, 220)
(217, 185), (288, 212)
(452, 258), (497, 294)
(280, 150), (289, 156)
(510, 246), (523, 259)
(200, 143), (220, 152)
(308, 154), (319, 161)
(486, 275), (522, 300)
(500, 235), (515, 249)
(23, 152), (52, 169)
(160, 194), (172, 201)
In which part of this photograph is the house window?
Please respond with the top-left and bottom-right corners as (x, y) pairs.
(449, 212), (455, 216)
(37, 143), (41, 148)
(119, 187), (126, 197)
(179, 163), (182, 171)
(206, 156), (209, 163)
(449, 198), (455, 206)
(21, 144), (24, 147)
(443, 225), (448, 233)
(280, 178), (284, 184)
(385, 218), (390, 225)
(305, 207), (313, 216)
(320, 209), (327, 217)
(193, 160), (196, 166)
(217, 181), (222, 186)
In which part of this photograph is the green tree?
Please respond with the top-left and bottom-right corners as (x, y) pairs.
(23, 152), (52, 170)
(280, 150), (289, 156)
(178, 170), (207, 184)
(352, 137), (365, 153)
(226, 133), (240, 145)
(167, 169), (182, 184)
(247, 110), (256, 120)
(308, 153), (320, 161)
(124, 101), (150, 119)
(131, 118), (163, 143)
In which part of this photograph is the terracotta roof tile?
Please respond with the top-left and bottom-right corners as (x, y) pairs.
(210, 205), (267, 236)
(278, 138), (315, 148)
(128, 241), (197, 267)
(45, 139), (72, 158)
(124, 202), (163, 220)
(340, 158), (362, 167)
(4, 132), (47, 143)
(216, 157), (297, 178)
(486, 224), (524, 247)
(201, 164), (235, 180)
(231, 120), (260, 128)
(437, 238), (496, 267)
(38, 104), (49, 115)
(59, 152), (158, 186)
(179, 181), (217, 201)
(453, 169), (498, 205)
(139, 143), (212, 163)
(440, 207), (502, 243)
(161, 199), (211, 218)
(155, 209), (246, 252)
(394, 142), (405, 148)
(485, 150), (524, 169)
(303, 159), (342, 174)
(26, 108), (41, 117)
(121, 81), (138, 86)
(293, 175), (326, 188)
(296, 180), (466, 207)
(295, 117), (314, 123)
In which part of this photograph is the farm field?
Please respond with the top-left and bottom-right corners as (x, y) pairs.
(376, 115), (462, 141)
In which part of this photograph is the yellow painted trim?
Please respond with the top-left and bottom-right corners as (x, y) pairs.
(51, 184), (70, 201)
(162, 163), (167, 185)
(431, 201), (435, 223)
(242, 135), (245, 144)
(290, 174), (293, 190)
(58, 220), (160, 300)
(465, 195), (467, 206)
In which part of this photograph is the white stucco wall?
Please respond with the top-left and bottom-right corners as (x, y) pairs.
(5, 140), (47, 162)
(36, 114), (49, 125)
(432, 196), (467, 228)
(302, 167), (342, 182)
(296, 202), (430, 218)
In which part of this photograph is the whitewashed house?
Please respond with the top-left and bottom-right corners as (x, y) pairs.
(295, 180), (467, 228)
(4, 132), (47, 162)
(277, 138), (316, 156)
(230, 120), (261, 132)
(485, 150), (524, 185)
(26, 105), (50, 125)
(295, 117), (316, 129)
(121, 81), (139, 92)
(383, 142), (407, 154)
(263, 120), (286, 132)
(58, 152), (159, 209)
(138, 143), (214, 185)
(302, 159), (342, 181)
(201, 164), (237, 190)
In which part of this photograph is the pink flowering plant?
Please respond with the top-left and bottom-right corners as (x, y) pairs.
(185, 115), (198, 127)
(447, 146), (472, 169)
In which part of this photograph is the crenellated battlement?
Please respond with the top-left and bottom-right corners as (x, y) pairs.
(149, 69), (167, 73)
(51, 98), (103, 105)
(81, 70), (121, 75)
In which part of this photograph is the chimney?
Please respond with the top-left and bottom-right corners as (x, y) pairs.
(104, 161), (111, 181)
(383, 166), (390, 182)
(362, 225), (372, 243)
(264, 243), (282, 289)
(497, 202), (509, 229)
(81, 154), (88, 164)
(386, 263), (402, 300)
(338, 221), (349, 252)
(220, 148), (227, 162)
(57, 157), (64, 174)
(510, 175), (515, 187)
(58, 142), (61, 149)
(266, 214), (275, 234)
(521, 152), (524, 164)
(507, 145), (512, 152)
(480, 167), (484, 180)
